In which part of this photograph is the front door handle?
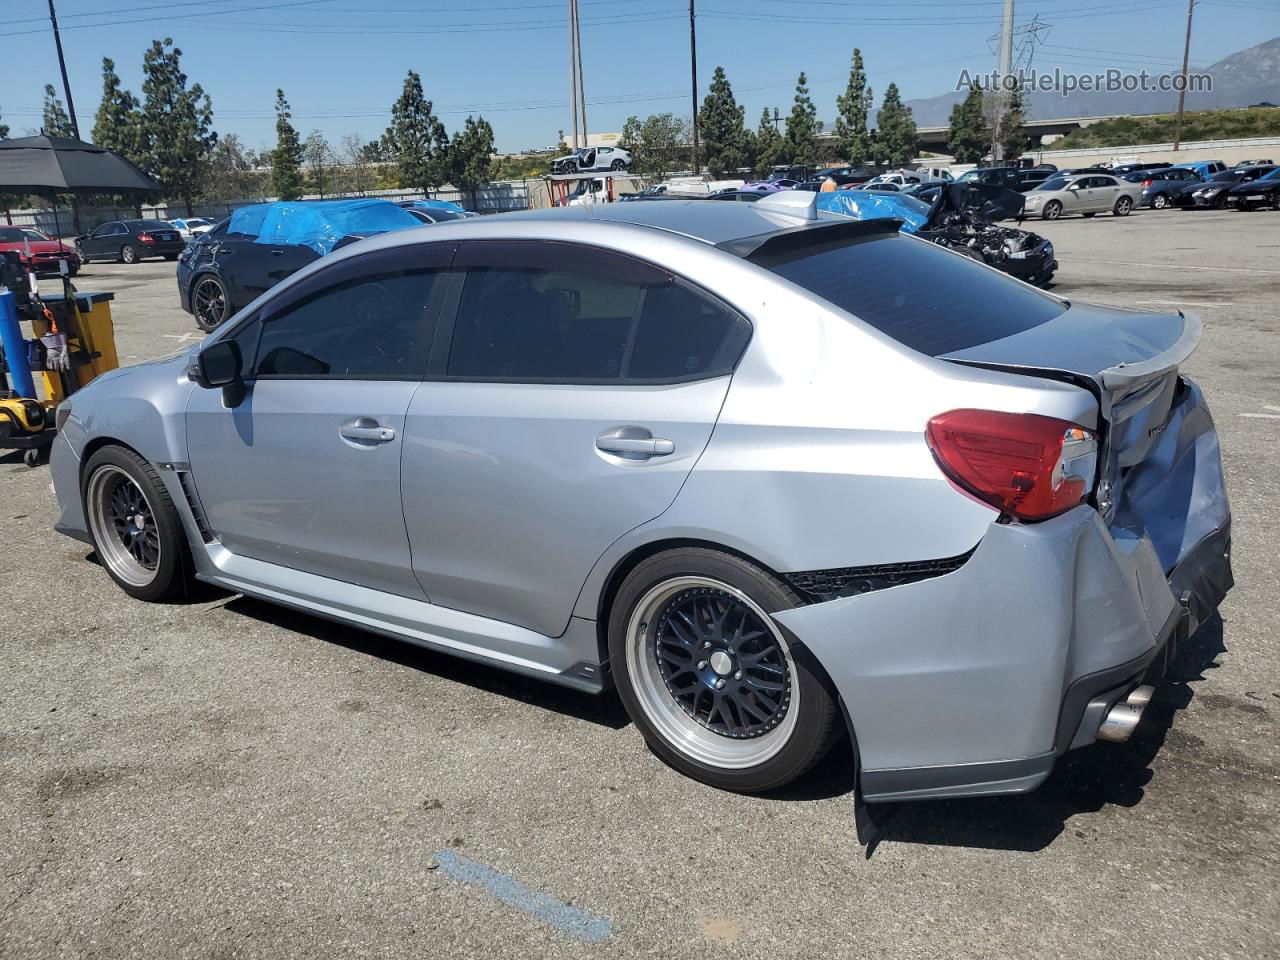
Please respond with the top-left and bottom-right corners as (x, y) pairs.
(596, 435), (675, 458)
(340, 417), (396, 444)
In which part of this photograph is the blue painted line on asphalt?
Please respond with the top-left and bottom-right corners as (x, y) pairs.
(432, 850), (611, 943)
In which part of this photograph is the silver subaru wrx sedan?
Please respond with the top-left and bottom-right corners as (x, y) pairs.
(51, 193), (1232, 808)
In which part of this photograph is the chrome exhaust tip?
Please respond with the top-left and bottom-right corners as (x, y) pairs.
(1096, 685), (1156, 743)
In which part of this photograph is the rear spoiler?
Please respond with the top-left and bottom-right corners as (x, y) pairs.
(1099, 311), (1201, 391)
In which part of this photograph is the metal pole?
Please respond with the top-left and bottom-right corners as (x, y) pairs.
(689, 0), (700, 174)
(568, 0), (578, 149)
(992, 0), (1014, 162)
(574, 0), (588, 147)
(47, 0), (81, 139)
(1173, 0), (1195, 151)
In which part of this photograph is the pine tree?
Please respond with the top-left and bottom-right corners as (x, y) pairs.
(874, 83), (917, 166)
(784, 73), (818, 167)
(450, 115), (495, 208)
(834, 49), (874, 166)
(946, 82), (989, 164)
(92, 58), (142, 163)
(271, 90), (305, 201)
(754, 107), (784, 175)
(698, 66), (748, 178)
(999, 82), (1029, 161)
(140, 39), (217, 215)
(385, 70), (450, 193)
(42, 84), (74, 137)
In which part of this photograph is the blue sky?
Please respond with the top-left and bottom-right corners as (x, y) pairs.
(1, 0), (1274, 154)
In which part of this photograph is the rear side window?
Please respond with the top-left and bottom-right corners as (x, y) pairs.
(446, 242), (749, 383)
(755, 232), (1065, 356)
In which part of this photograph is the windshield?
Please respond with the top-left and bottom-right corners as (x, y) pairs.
(1035, 178), (1071, 191)
(0, 228), (52, 243)
(755, 231), (1065, 356)
(138, 220), (173, 230)
(1259, 169), (1280, 181)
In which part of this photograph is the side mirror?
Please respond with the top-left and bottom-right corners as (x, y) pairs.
(193, 339), (247, 406)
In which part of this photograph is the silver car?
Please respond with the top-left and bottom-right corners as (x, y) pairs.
(50, 193), (1232, 811)
(1023, 173), (1142, 219)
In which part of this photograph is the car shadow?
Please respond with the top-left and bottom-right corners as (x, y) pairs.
(861, 614), (1227, 853)
(222, 595), (633, 731)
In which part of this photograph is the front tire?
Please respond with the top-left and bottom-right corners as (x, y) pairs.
(191, 274), (230, 331)
(1113, 196), (1133, 216)
(120, 243), (137, 264)
(1042, 200), (1063, 220)
(608, 548), (841, 792)
(82, 445), (194, 602)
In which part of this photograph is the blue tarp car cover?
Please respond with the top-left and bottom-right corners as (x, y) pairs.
(406, 198), (467, 213)
(227, 199), (421, 256)
(816, 191), (931, 234)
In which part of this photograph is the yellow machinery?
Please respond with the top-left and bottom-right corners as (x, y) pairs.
(0, 268), (118, 466)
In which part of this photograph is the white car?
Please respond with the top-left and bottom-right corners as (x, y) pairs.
(551, 146), (632, 175)
(169, 218), (216, 240)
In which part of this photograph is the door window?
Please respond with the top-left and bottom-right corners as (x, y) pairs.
(445, 243), (749, 383)
(91, 223), (117, 238)
(253, 269), (448, 379)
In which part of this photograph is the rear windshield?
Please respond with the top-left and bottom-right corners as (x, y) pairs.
(137, 220), (173, 230)
(755, 232), (1066, 356)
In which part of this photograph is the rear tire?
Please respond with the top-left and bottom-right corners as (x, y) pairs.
(1151, 192), (1169, 209)
(608, 547), (842, 793)
(1113, 196), (1133, 216)
(611, 159), (625, 171)
(82, 445), (194, 603)
(120, 243), (137, 264)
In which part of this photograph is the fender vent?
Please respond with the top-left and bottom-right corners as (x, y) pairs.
(784, 549), (976, 604)
(177, 471), (216, 543)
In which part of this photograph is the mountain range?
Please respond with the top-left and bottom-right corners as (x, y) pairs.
(903, 35), (1280, 127)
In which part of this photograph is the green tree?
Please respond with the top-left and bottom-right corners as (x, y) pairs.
(834, 49), (874, 166)
(998, 81), (1029, 161)
(449, 114), (494, 208)
(619, 112), (688, 180)
(0, 107), (17, 224)
(303, 130), (332, 198)
(754, 107), (785, 175)
(270, 89), (305, 200)
(385, 70), (450, 193)
(0, 105), (9, 139)
(92, 58), (142, 163)
(784, 72), (818, 167)
(874, 82), (917, 166)
(946, 82), (989, 164)
(206, 133), (263, 202)
(140, 39), (217, 215)
(698, 66), (749, 178)
(42, 84), (74, 137)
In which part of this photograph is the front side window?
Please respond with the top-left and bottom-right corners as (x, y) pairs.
(446, 243), (749, 383)
(254, 269), (448, 379)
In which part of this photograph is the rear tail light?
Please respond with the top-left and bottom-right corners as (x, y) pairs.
(925, 409), (1098, 521)
(1142, 179), (1153, 187)
(138, 232), (154, 243)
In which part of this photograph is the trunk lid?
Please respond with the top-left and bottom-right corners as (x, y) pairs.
(940, 302), (1201, 534)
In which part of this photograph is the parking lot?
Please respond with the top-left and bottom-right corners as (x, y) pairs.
(2, 207), (1278, 959)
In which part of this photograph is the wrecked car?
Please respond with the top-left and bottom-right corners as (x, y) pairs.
(819, 183), (1057, 286)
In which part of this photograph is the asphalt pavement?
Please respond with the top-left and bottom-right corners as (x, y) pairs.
(2, 207), (1278, 959)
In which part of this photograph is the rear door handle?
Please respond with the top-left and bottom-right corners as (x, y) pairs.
(595, 435), (675, 457)
(340, 418), (396, 444)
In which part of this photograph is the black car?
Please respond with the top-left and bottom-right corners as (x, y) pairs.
(177, 219), (320, 330)
(955, 166), (1021, 189)
(1013, 168), (1056, 192)
(76, 219), (185, 264)
(918, 183), (1057, 287)
(708, 190), (765, 202)
(1226, 167), (1280, 210)
(1176, 165), (1278, 209)
(1108, 161), (1170, 176)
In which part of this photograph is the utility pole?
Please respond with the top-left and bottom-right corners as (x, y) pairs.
(1173, 0), (1195, 151)
(689, 0), (699, 174)
(565, 0), (576, 148)
(47, 0), (81, 139)
(992, 0), (1014, 162)
(769, 108), (783, 131)
(574, 0), (588, 146)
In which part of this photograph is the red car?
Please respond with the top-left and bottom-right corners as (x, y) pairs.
(0, 226), (80, 276)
